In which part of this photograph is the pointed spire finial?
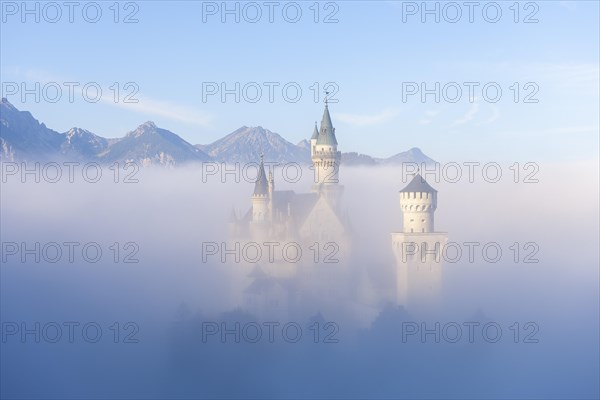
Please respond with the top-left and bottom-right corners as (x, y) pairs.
(311, 121), (319, 140)
(316, 96), (337, 145)
(324, 90), (330, 106)
(254, 153), (268, 195)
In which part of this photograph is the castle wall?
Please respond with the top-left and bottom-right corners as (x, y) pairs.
(391, 232), (448, 314)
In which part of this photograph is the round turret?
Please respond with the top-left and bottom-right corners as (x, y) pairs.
(399, 174), (437, 233)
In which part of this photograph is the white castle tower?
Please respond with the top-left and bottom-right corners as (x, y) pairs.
(311, 100), (343, 210)
(251, 155), (269, 223)
(249, 155), (275, 241)
(391, 173), (448, 313)
(228, 101), (353, 318)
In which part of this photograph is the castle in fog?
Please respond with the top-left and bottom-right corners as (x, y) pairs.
(229, 100), (350, 245)
(228, 101), (448, 323)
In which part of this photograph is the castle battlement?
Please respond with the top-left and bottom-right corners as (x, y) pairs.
(312, 149), (341, 157)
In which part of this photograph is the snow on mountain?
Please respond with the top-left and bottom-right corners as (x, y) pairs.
(1, 99), (438, 167)
(61, 127), (109, 159)
(99, 121), (212, 166)
(198, 126), (311, 164)
(0, 99), (212, 165)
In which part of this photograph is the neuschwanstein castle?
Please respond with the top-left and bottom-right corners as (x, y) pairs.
(229, 101), (351, 245)
(227, 101), (448, 324)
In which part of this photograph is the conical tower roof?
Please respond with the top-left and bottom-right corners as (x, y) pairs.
(253, 156), (268, 195)
(311, 122), (319, 140)
(400, 173), (437, 193)
(316, 104), (338, 145)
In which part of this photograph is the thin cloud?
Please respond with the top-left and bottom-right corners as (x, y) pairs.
(2, 66), (213, 128)
(522, 63), (599, 87)
(419, 110), (440, 125)
(102, 96), (213, 128)
(482, 106), (500, 125)
(453, 101), (480, 125)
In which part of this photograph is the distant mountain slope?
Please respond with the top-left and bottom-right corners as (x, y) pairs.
(61, 127), (109, 160)
(341, 152), (378, 166)
(0, 99), (211, 165)
(198, 126), (310, 164)
(0, 97), (64, 161)
(1, 98), (438, 166)
(379, 147), (436, 165)
(296, 139), (310, 151)
(99, 121), (211, 166)
(341, 148), (436, 167)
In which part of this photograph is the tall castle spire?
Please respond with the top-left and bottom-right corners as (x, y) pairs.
(317, 103), (338, 145)
(311, 121), (319, 140)
(311, 101), (343, 209)
(253, 154), (268, 195)
(252, 154), (270, 224)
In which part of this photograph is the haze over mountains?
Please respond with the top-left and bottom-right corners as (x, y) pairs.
(0, 98), (436, 166)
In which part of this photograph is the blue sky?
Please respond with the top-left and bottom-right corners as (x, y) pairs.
(1, 0), (598, 161)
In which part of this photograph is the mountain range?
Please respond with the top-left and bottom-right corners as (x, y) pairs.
(0, 98), (436, 166)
